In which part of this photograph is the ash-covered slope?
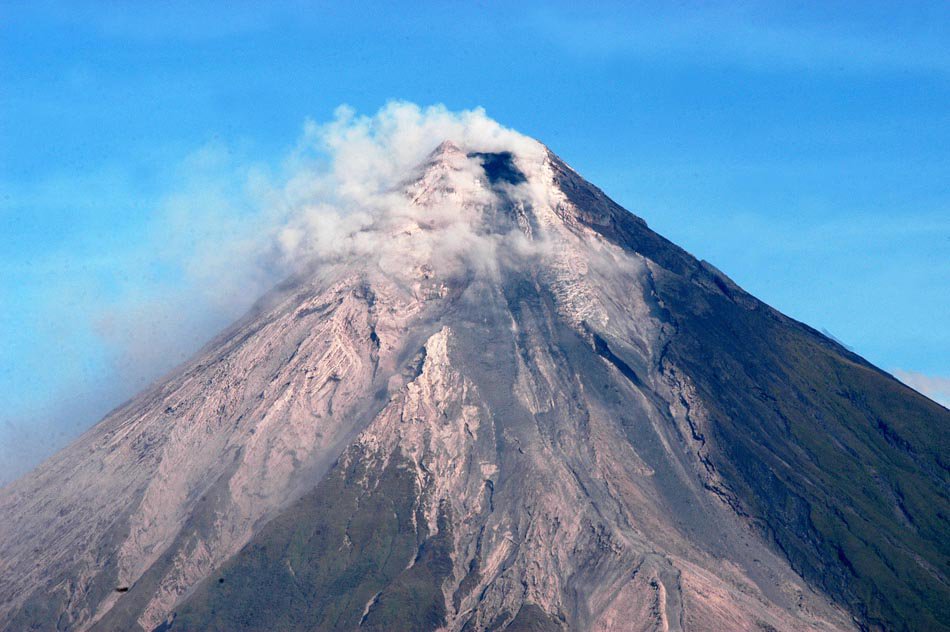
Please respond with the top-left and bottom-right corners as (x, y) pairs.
(1, 138), (947, 632)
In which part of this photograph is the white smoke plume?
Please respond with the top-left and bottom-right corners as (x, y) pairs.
(1, 102), (553, 484)
(128, 101), (562, 368)
(266, 102), (548, 271)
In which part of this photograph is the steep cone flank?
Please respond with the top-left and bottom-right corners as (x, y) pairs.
(1, 141), (947, 632)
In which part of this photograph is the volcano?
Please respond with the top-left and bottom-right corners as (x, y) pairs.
(1, 135), (947, 632)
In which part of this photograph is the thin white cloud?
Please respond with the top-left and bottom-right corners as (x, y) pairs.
(893, 370), (950, 408)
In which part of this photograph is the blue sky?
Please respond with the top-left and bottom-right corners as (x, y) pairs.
(1, 1), (948, 482)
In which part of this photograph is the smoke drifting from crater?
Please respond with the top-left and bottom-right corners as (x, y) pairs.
(1, 102), (549, 485)
(268, 102), (546, 267)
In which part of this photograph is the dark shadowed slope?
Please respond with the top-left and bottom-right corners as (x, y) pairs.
(552, 153), (950, 631)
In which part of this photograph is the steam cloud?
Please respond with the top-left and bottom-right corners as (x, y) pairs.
(1, 102), (550, 484)
(110, 100), (553, 372)
(270, 102), (547, 270)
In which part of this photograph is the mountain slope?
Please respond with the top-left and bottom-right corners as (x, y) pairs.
(552, 157), (950, 631)
(1, 139), (946, 632)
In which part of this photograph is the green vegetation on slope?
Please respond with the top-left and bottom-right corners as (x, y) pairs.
(561, 156), (950, 631)
(654, 265), (950, 632)
(166, 446), (452, 632)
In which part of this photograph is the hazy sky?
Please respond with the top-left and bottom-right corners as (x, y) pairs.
(1, 1), (948, 482)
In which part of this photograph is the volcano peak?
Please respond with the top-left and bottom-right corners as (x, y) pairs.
(1, 128), (947, 632)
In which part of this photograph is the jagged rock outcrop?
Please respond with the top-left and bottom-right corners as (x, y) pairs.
(1, 139), (947, 632)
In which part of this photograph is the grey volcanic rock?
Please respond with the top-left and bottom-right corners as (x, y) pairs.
(1, 139), (947, 632)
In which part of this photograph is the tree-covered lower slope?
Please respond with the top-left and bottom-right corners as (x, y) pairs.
(159, 446), (454, 632)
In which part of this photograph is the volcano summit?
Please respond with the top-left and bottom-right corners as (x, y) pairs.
(1, 111), (947, 632)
